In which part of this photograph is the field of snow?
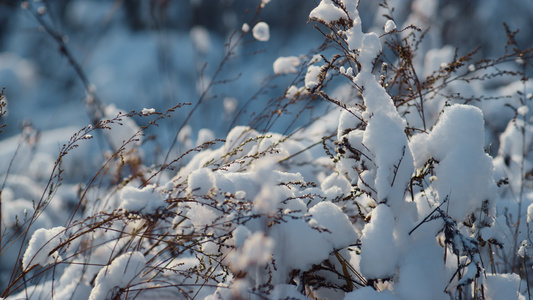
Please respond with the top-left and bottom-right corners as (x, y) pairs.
(2, 0), (533, 299)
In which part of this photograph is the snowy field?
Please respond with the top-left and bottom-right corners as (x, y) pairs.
(2, 0), (533, 299)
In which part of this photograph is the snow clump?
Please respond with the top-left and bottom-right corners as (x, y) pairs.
(273, 56), (301, 74)
(384, 19), (396, 32)
(22, 226), (66, 270)
(89, 252), (146, 300)
(252, 21), (270, 42)
(309, 0), (348, 24)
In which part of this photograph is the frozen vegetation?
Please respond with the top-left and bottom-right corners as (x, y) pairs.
(1, 0), (533, 299)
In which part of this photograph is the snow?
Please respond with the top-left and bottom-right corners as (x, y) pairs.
(426, 104), (497, 223)
(273, 56), (301, 74)
(232, 225), (251, 248)
(305, 65), (322, 90)
(345, 287), (399, 300)
(190, 26), (211, 54)
(484, 273), (521, 300)
(285, 85), (301, 98)
(119, 184), (166, 214)
(22, 226), (65, 270)
(272, 218), (334, 274)
(362, 112), (414, 206)
(309, 0), (349, 24)
(308, 201), (357, 248)
(518, 240), (527, 258)
(252, 22), (270, 42)
(359, 205), (398, 279)
(196, 128), (215, 146)
(102, 104), (141, 153)
(412, 0), (437, 19)
(186, 167), (217, 195)
(394, 236), (450, 300)
(260, 0), (271, 8)
(528, 203), (533, 223)
(228, 232), (274, 271)
(141, 107), (155, 115)
(384, 20), (396, 33)
(3, 0), (533, 299)
(89, 251), (146, 300)
(518, 105), (529, 116)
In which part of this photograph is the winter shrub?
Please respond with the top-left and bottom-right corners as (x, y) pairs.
(3, 0), (533, 299)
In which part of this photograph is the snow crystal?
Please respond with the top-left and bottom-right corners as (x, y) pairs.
(360, 205), (399, 279)
(23, 226), (65, 270)
(273, 56), (301, 74)
(89, 252), (146, 300)
(252, 22), (270, 42)
(384, 20), (396, 33)
(483, 273), (520, 300)
(309, 0), (348, 24)
(305, 65), (322, 90)
(119, 184), (166, 214)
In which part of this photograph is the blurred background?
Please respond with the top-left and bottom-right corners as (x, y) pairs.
(0, 0), (532, 165)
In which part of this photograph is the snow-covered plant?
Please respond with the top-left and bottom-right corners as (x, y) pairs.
(3, 0), (533, 299)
